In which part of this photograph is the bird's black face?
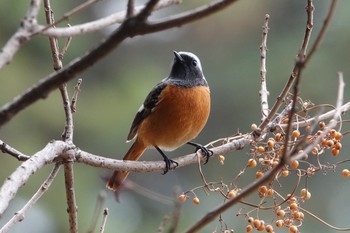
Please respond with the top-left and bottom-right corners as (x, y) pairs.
(169, 51), (208, 87)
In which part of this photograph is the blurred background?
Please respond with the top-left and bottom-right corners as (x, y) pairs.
(1, 0), (350, 232)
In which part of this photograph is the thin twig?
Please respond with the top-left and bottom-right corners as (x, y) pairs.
(0, 140), (30, 161)
(64, 158), (78, 233)
(259, 14), (270, 123)
(127, 0), (135, 18)
(87, 191), (107, 233)
(0, 163), (61, 233)
(259, 0), (336, 131)
(39, 0), (101, 33)
(36, 0), (182, 37)
(0, 0), (41, 69)
(43, 0), (62, 70)
(71, 79), (83, 113)
(99, 208), (109, 233)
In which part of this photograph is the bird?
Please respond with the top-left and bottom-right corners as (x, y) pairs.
(106, 51), (211, 192)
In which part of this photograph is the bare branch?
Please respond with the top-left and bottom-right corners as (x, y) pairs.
(99, 208), (109, 233)
(0, 140), (30, 161)
(259, 0), (336, 131)
(36, 0), (182, 37)
(43, 0), (62, 70)
(0, 0), (41, 69)
(87, 191), (107, 233)
(0, 140), (67, 216)
(0, 0), (238, 128)
(259, 14), (270, 122)
(64, 159), (78, 233)
(0, 163), (61, 233)
(71, 79), (83, 113)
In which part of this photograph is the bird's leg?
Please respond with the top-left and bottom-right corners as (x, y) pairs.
(187, 142), (213, 164)
(155, 146), (179, 174)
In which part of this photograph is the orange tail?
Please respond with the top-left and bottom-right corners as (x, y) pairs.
(106, 139), (146, 192)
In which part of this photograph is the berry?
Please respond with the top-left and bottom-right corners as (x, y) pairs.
(178, 194), (187, 203)
(248, 158), (257, 168)
(275, 133), (282, 142)
(256, 171), (264, 179)
(300, 188), (311, 200)
(289, 225), (298, 233)
(192, 197), (200, 205)
(257, 146), (266, 154)
(267, 138), (275, 148)
(275, 220), (284, 228)
(292, 130), (300, 138)
(282, 170), (289, 177)
(246, 225), (253, 232)
(227, 190), (237, 199)
(291, 160), (299, 169)
(251, 123), (258, 131)
(342, 169), (350, 177)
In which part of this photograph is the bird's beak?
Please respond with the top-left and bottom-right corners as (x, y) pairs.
(173, 51), (184, 62)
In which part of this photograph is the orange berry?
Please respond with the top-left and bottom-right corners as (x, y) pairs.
(275, 220), (284, 228)
(294, 211), (304, 220)
(218, 155), (225, 165)
(326, 140), (334, 148)
(259, 185), (268, 194)
(329, 129), (336, 139)
(334, 142), (342, 150)
(331, 148), (339, 156)
(256, 171), (264, 179)
(276, 210), (285, 218)
(251, 123), (258, 131)
(289, 225), (298, 233)
(282, 118), (289, 124)
(192, 197), (200, 205)
(267, 188), (274, 196)
(257, 146), (266, 154)
(311, 147), (319, 155)
(253, 219), (262, 228)
(292, 130), (300, 138)
(257, 223), (265, 231)
(227, 190), (237, 199)
(272, 159), (279, 167)
(275, 133), (282, 142)
(178, 194), (187, 203)
(248, 158), (257, 168)
(300, 188), (311, 200)
(248, 217), (254, 224)
(246, 225), (253, 232)
(290, 202), (298, 211)
(334, 131), (343, 140)
(342, 169), (350, 177)
(321, 138), (327, 146)
(265, 224), (274, 233)
(267, 138), (275, 148)
(282, 170), (289, 177)
(319, 121), (325, 129)
(291, 160), (299, 169)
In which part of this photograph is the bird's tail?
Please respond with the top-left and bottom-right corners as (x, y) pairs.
(106, 139), (146, 192)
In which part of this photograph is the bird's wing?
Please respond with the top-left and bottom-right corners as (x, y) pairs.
(127, 81), (168, 141)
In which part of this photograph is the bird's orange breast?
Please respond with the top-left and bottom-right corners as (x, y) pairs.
(137, 84), (210, 150)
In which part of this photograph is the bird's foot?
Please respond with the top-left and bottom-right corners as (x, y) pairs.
(155, 146), (179, 174)
(187, 142), (213, 164)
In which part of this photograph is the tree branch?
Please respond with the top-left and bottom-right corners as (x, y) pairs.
(0, 0), (237, 128)
(0, 163), (61, 233)
(0, 0), (41, 69)
(0, 140), (67, 216)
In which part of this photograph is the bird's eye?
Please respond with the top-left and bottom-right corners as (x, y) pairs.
(192, 59), (197, 66)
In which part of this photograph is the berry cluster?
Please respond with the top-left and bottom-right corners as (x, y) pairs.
(176, 101), (348, 232)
